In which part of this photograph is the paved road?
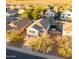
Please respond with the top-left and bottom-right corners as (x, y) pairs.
(6, 49), (46, 59)
(6, 46), (65, 59)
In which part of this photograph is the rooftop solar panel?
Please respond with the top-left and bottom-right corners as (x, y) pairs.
(40, 18), (49, 29)
(33, 24), (43, 32)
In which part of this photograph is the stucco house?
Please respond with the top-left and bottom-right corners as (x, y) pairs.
(6, 16), (17, 24)
(45, 9), (56, 21)
(26, 18), (50, 37)
(60, 10), (72, 21)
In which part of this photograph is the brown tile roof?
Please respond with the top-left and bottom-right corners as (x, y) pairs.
(26, 18), (49, 31)
(10, 18), (32, 30)
(6, 24), (13, 31)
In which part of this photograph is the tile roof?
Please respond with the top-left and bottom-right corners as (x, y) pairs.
(10, 19), (32, 30)
(26, 18), (50, 31)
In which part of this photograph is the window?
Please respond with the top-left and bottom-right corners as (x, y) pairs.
(29, 30), (35, 33)
(62, 16), (64, 18)
(51, 13), (53, 15)
(68, 14), (70, 16)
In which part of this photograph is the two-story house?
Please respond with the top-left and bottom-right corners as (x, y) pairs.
(60, 10), (72, 21)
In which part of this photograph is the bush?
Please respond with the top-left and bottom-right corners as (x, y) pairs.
(26, 33), (54, 53)
(21, 9), (33, 20)
(32, 6), (41, 19)
(6, 29), (24, 47)
(55, 36), (72, 57)
(32, 9), (41, 19)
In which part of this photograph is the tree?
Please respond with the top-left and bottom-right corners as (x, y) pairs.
(26, 33), (54, 53)
(55, 36), (72, 57)
(32, 6), (41, 19)
(21, 10), (29, 18)
(21, 8), (33, 20)
(32, 9), (41, 19)
(6, 29), (24, 47)
(27, 8), (34, 20)
(41, 6), (47, 12)
(48, 4), (54, 10)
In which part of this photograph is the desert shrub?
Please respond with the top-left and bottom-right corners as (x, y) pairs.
(26, 33), (54, 53)
(55, 36), (72, 57)
(21, 9), (33, 20)
(31, 5), (41, 19)
(6, 29), (24, 47)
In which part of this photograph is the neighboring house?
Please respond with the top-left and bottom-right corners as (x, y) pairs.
(26, 18), (50, 37)
(7, 9), (18, 15)
(45, 9), (56, 21)
(6, 16), (17, 24)
(60, 10), (72, 20)
(6, 8), (20, 19)
(62, 22), (72, 36)
(9, 18), (32, 30)
(48, 21), (63, 37)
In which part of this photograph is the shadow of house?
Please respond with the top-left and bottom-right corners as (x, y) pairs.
(48, 21), (63, 38)
(49, 21), (72, 37)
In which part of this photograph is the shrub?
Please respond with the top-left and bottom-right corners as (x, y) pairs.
(32, 6), (41, 19)
(26, 33), (54, 53)
(6, 29), (24, 47)
(55, 36), (72, 57)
